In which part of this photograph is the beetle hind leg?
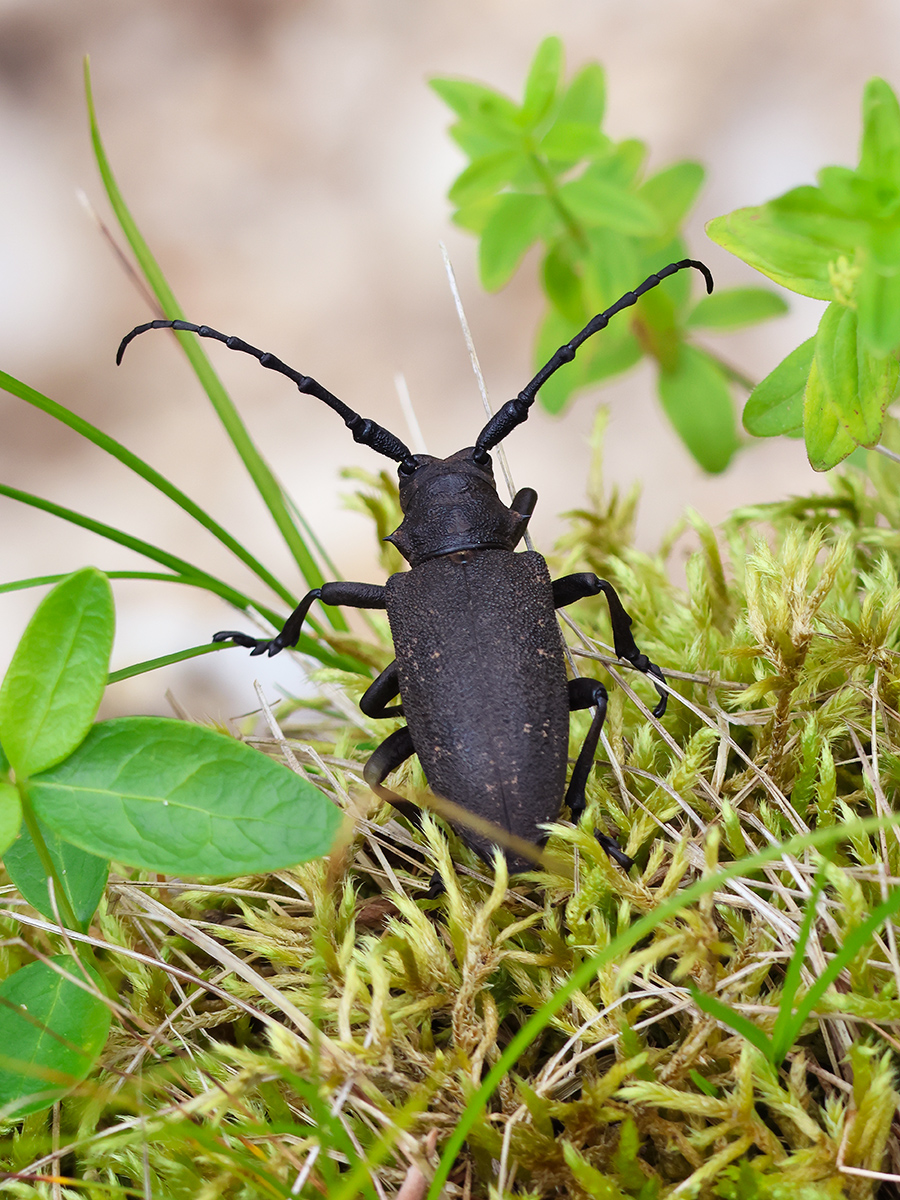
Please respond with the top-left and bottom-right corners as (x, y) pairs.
(566, 677), (634, 871)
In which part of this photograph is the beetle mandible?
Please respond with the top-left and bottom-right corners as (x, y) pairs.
(117, 258), (713, 874)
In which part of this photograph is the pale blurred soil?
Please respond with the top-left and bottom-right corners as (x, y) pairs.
(1, 0), (898, 718)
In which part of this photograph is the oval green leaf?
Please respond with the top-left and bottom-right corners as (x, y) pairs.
(686, 287), (789, 331)
(29, 717), (344, 876)
(479, 193), (554, 290)
(638, 161), (705, 239)
(743, 338), (814, 437)
(859, 77), (900, 187)
(559, 176), (661, 236)
(856, 255), (900, 355)
(657, 346), (740, 473)
(803, 357), (858, 471)
(0, 782), (22, 858)
(0, 569), (114, 778)
(448, 150), (524, 208)
(813, 300), (896, 449)
(521, 36), (562, 127)
(706, 205), (840, 301)
(4, 818), (108, 931)
(0, 955), (111, 1118)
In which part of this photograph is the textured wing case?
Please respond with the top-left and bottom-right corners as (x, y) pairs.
(385, 549), (569, 867)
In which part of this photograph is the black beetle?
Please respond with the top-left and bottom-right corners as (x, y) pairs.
(117, 258), (713, 875)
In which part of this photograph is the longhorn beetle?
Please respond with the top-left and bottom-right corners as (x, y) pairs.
(118, 258), (713, 875)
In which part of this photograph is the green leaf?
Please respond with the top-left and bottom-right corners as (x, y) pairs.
(686, 286), (788, 331)
(429, 78), (520, 128)
(479, 193), (554, 290)
(561, 1141), (629, 1200)
(582, 227), (640, 311)
(29, 717), (343, 876)
(812, 301), (896, 451)
(657, 346), (740, 473)
(4, 819), (108, 931)
(560, 176), (661, 236)
(689, 984), (774, 1058)
(817, 166), (889, 220)
(0, 956), (111, 1117)
(638, 161), (705, 238)
(859, 77), (900, 187)
(448, 150), (524, 207)
(743, 337), (814, 437)
(706, 204), (842, 301)
(539, 121), (610, 162)
(0, 782), (21, 858)
(521, 36), (562, 127)
(542, 242), (584, 322)
(0, 569), (114, 778)
(0, 740), (8, 774)
(856, 252), (900, 354)
(555, 62), (606, 127)
(803, 358), (857, 471)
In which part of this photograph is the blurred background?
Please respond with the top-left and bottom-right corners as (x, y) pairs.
(1, 0), (898, 719)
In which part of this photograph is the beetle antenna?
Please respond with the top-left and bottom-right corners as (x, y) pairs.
(474, 258), (714, 460)
(116, 319), (416, 467)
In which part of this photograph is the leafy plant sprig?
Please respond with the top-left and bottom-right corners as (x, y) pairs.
(0, 568), (342, 1117)
(431, 37), (788, 473)
(709, 76), (900, 470)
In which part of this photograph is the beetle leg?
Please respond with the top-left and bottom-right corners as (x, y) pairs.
(213, 580), (386, 657)
(552, 572), (667, 717)
(566, 677), (634, 871)
(363, 726), (424, 828)
(360, 661), (403, 719)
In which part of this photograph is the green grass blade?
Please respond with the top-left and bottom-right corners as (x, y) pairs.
(106, 641), (229, 684)
(0, 482), (277, 623)
(0, 369), (297, 609)
(1, 570), (358, 673)
(426, 813), (900, 1199)
(778, 880), (900, 1054)
(688, 985), (773, 1058)
(770, 857), (829, 1061)
(83, 59), (348, 634)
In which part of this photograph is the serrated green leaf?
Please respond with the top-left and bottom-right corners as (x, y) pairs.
(521, 36), (562, 127)
(29, 717), (343, 876)
(803, 357), (858, 471)
(638, 161), (705, 238)
(539, 120), (610, 162)
(706, 204), (844, 301)
(813, 301), (896, 448)
(686, 286), (788, 331)
(479, 193), (555, 290)
(556, 62), (605, 127)
(657, 346), (739, 473)
(4, 819), (107, 931)
(0, 782), (21, 858)
(0, 569), (114, 778)
(0, 956), (111, 1118)
(448, 150), (524, 207)
(559, 176), (661, 236)
(859, 77), (900, 187)
(743, 337), (814, 437)
(856, 253), (900, 354)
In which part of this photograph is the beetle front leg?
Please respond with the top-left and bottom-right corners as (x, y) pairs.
(566, 677), (633, 871)
(552, 573), (667, 717)
(213, 580), (386, 657)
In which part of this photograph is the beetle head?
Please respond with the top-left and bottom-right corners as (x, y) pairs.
(387, 449), (531, 566)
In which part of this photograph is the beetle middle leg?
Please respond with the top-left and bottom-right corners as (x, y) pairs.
(552, 573), (667, 717)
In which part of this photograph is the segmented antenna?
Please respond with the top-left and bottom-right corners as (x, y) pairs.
(474, 259), (714, 460)
(116, 319), (415, 467)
